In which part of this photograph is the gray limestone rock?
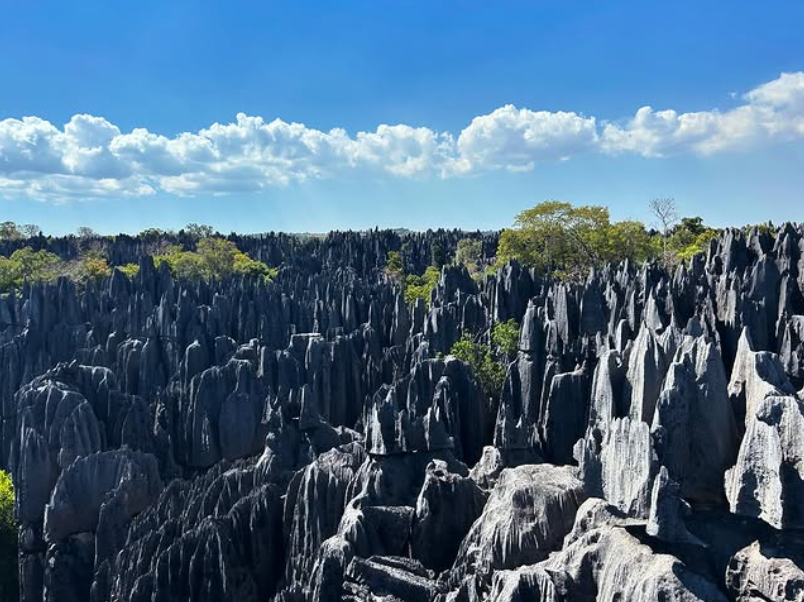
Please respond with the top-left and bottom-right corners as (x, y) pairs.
(451, 464), (586, 586)
(726, 535), (804, 602)
(726, 394), (804, 529)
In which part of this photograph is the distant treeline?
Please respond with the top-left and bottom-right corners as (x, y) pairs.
(0, 199), (775, 296)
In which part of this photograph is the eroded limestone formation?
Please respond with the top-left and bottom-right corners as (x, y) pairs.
(2, 225), (803, 602)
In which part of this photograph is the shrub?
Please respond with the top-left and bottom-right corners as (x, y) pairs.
(404, 266), (440, 307)
(118, 263), (141, 278)
(0, 248), (62, 293)
(0, 470), (17, 602)
(234, 252), (278, 281)
(385, 250), (403, 280)
(455, 238), (483, 273)
(153, 240), (275, 281)
(450, 334), (506, 402)
(491, 319), (520, 360)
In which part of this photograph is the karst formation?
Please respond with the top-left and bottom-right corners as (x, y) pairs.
(3, 225), (804, 602)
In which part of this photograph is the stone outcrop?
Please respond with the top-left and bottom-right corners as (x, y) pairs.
(2, 225), (803, 602)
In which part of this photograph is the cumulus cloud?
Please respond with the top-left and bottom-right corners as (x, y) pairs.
(453, 106), (598, 174)
(1, 71), (803, 200)
(601, 71), (804, 156)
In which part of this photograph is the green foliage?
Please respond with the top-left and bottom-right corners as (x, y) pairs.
(118, 263), (141, 278)
(667, 217), (719, 264)
(491, 319), (520, 360)
(0, 469), (18, 601)
(138, 227), (168, 239)
(0, 237), (272, 291)
(0, 221), (21, 241)
(450, 334), (506, 401)
(153, 239), (274, 281)
(234, 251), (279, 281)
(185, 223), (214, 239)
(496, 201), (607, 273)
(496, 201), (658, 278)
(76, 226), (97, 239)
(404, 266), (440, 306)
(600, 220), (656, 266)
(385, 250), (403, 279)
(196, 237), (238, 278)
(455, 238), (484, 275)
(430, 240), (447, 269)
(69, 253), (113, 282)
(0, 248), (62, 292)
(386, 248), (440, 306)
(747, 221), (775, 237)
(153, 245), (206, 279)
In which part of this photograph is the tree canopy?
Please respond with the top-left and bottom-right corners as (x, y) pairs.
(668, 216), (719, 262)
(495, 200), (718, 276)
(450, 332), (507, 403)
(454, 238), (484, 278)
(0, 237), (276, 294)
(153, 239), (277, 281)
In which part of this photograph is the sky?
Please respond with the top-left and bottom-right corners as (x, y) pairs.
(0, 0), (803, 235)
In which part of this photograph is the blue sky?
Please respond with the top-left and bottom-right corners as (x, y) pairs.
(0, 0), (802, 234)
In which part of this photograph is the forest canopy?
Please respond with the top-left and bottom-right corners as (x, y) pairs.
(494, 200), (722, 278)
(0, 225), (277, 294)
(1, 201), (730, 296)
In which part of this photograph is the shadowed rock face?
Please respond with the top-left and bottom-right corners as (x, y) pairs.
(3, 225), (804, 602)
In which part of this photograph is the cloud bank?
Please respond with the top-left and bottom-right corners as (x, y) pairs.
(1, 72), (803, 200)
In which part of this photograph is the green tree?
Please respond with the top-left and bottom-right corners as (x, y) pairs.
(196, 237), (238, 278)
(385, 250), (403, 280)
(491, 319), (520, 361)
(0, 248), (62, 293)
(455, 238), (484, 275)
(233, 251), (278, 281)
(404, 266), (440, 306)
(70, 252), (112, 282)
(185, 223), (214, 239)
(496, 201), (663, 277)
(496, 201), (611, 276)
(138, 227), (169, 241)
(13, 248), (62, 284)
(0, 470), (18, 602)
(153, 241), (273, 281)
(117, 263), (141, 278)
(76, 226), (97, 239)
(668, 216), (718, 263)
(430, 240), (447, 269)
(602, 220), (657, 266)
(0, 222), (21, 241)
(153, 245), (206, 280)
(450, 334), (506, 402)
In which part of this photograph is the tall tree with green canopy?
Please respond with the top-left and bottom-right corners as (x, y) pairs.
(0, 222), (21, 241)
(0, 248), (62, 293)
(430, 240), (447, 269)
(385, 251), (403, 280)
(455, 238), (484, 276)
(496, 201), (657, 278)
(185, 223), (214, 239)
(668, 216), (719, 263)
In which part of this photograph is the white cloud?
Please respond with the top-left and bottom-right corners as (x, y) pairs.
(1, 71), (803, 200)
(454, 105), (598, 173)
(601, 71), (804, 157)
